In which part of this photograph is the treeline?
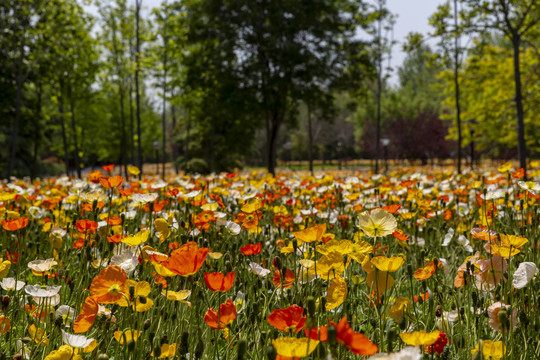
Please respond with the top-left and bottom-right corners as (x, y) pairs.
(0, 0), (538, 178)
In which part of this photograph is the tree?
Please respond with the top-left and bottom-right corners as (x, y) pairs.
(459, 0), (539, 176)
(176, 0), (372, 175)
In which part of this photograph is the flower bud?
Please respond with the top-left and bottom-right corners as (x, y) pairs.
(273, 256), (282, 270)
(237, 340), (247, 360)
(266, 345), (277, 360)
(127, 340), (136, 352)
(194, 340), (204, 359)
(153, 345), (162, 358)
(307, 296), (316, 317)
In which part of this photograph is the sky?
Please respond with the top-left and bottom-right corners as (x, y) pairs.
(93, 0), (446, 85)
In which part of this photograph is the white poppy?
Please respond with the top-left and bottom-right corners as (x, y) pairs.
(248, 262), (271, 277)
(110, 249), (139, 274)
(61, 330), (95, 348)
(517, 181), (540, 195)
(56, 305), (77, 327)
(27, 258), (57, 273)
(24, 284), (62, 298)
(512, 262), (538, 289)
(369, 346), (421, 359)
(442, 228), (454, 246)
(225, 221), (241, 235)
(480, 189), (505, 200)
(0, 277), (26, 291)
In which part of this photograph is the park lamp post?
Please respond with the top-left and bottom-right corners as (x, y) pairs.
(152, 141), (161, 176)
(465, 119), (478, 169)
(380, 138), (390, 172)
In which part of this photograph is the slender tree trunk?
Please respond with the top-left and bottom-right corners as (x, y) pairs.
(185, 111), (190, 167)
(454, 0), (462, 174)
(307, 103), (313, 175)
(120, 89), (128, 178)
(374, 3), (383, 175)
(162, 42), (167, 179)
(171, 100), (178, 174)
(7, 33), (25, 179)
(267, 114), (281, 176)
(31, 79), (43, 181)
(129, 83), (135, 165)
(135, 0), (143, 179)
(69, 86), (81, 178)
(59, 81), (69, 177)
(512, 33), (526, 177)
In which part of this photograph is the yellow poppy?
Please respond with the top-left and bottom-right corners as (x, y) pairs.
(326, 276), (348, 310)
(399, 330), (440, 346)
(371, 256), (404, 272)
(271, 337), (319, 358)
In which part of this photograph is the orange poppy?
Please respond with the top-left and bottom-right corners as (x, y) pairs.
(100, 176), (125, 188)
(162, 242), (209, 277)
(0, 315), (10, 335)
(102, 164), (115, 172)
(89, 265), (128, 304)
(6, 250), (19, 264)
(88, 170), (103, 184)
(273, 269), (295, 289)
(267, 305), (306, 333)
(375, 204), (401, 214)
(106, 216), (123, 226)
(240, 243), (262, 256)
(292, 223), (326, 243)
(237, 211), (261, 229)
(413, 291), (430, 303)
(204, 299), (237, 329)
(118, 188), (133, 197)
(511, 168), (525, 179)
(73, 296), (99, 333)
(1, 217), (29, 231)
(107, 234), (123, 243)
(204, 271), (235, 292)
(392, 230), (409, 242)
(335, 316), (378, 355)
(414, 261), (439, 281)
(76, 219), (98, 234)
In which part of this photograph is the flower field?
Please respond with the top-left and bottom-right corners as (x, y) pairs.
(0, 163), (539, 360)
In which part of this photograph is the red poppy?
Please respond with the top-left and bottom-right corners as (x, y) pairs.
(392, 230), (409, 242)
(6, 250), (19, 264)
(162, 241), (209, 277)
(273, 269), (295, 289)
(100, 176), (125, 189)
(102, 164), (115, 172)
(165, 188), (180, 198)
(76, 219), (98, 234)
(204, 299), (237, 329)
(204, 271), (235, 292)
(267, 305), (306, 333)
(1, 217), (28, 231)
(305, 326), (328, 341)
(413, 291), (430, 302)
(240, 243), (262, 256)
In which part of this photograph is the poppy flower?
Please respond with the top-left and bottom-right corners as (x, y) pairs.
(471, 340), (506, 359)
(271, 337), (319, 358)
(89, 265), (128, 304)
(326, 276), (348, 310)
(204, 299), (237, 329)
(237, 211), (260, 229)
(273, 269), (295, 289)
(241, 198), (262, 213)
(118, 188), (133, 196)
(267, 305), (306, 333)
(114, 329), (140, 344)
(399, 330), (440, 346)
(335, 317), (378, 355)
(102, 164), (114, 172)
(356, 209), (397, 237)
(414, 261), (438, 281)
(76, 219), (98, 234)
(88, 170), (103, 184)
(292, 223), (327, 243)
(305, 326), (328, 341)
(73, 297), (99, 333)
(204, 272), (235, 292)
(100, 176), (124, 188)
(0, 315), (10, 335)
(117, 280), (154, 312)
(240, 243), (262, 256)
(162, 241), (209, 277)
(1, 217), (29, 231)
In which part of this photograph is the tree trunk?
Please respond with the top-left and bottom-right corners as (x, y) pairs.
(69, 86), (81, 178)
(119, 88), (127, 178)
(307, 103), (313, 175)
(453, 0), (462, 174)
(512, 33), (526, 177)
(171, 100), (178, 174)
(135, 0), (143, 179)
(162, 43), (167, 179)
(7, 33), (25, 179)
(31, 79), (43, 181)
(129, 83), (135, 165)
(267, 114), (281, 176)
(59, 81), (69, 177)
